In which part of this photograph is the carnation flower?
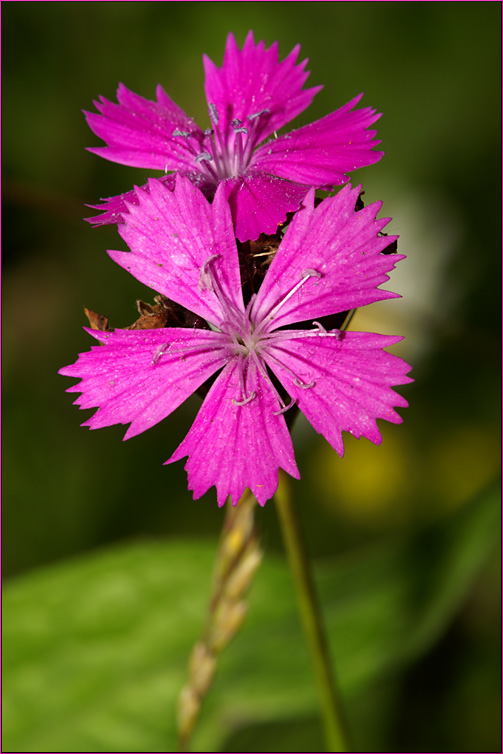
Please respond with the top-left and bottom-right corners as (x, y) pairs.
(84, 31), (383, 242)
(60, 176), (411, 506)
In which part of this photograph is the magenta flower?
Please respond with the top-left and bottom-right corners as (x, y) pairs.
(60, 176), (411, 506)
(84, 31), (383, 242)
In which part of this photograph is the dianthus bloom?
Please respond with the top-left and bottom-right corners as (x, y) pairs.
(84, 31), (383, 242)
(60, 176), (411, 505)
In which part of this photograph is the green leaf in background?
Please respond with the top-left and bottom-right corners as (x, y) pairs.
(3, 482), (499, 753)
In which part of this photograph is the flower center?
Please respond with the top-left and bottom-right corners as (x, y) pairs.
(172, 103), (270, 183)
(200, 256), (323, 413)
(151, 256), (327, 416)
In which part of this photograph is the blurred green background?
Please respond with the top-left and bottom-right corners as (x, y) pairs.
(3, 2), (501, 752)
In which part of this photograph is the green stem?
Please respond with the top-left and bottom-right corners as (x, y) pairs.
(275, 472), (352, 752)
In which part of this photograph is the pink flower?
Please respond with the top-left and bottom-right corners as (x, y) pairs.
(84, 31), (383, 242)
(60, 176), (411, 506)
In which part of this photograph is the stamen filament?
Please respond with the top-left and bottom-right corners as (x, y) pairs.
(261, 327), (341, 345)
(263, 349), (315, 390)
(171, 129), (219, 182)
(233, 354), (256, 406)
(199, 255), (245, 334)
(251, 352), (291, 415)
(233, 130), (245, 175)
(252, 269), (323, 336)
(194, 105), (272, 182)
(274, 397), (296, 416)
(233, 394), (256, 407)
(242, 109), (269, 165)
(150, 338), (231, 367)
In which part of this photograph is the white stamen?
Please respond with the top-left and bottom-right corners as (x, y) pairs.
(195, 152), (213, 163)
(208, 103), (219, 125)
(245, 293), (257, 318)
(294, 378), (315, 389)
(272, 327), (342, 341)
(151, 342), (170, 365)
(248, 108), (270, 120)
(232, 354), (256, 406)
(253, 268), (323, 328)
(302, 268), (322, 281)
(273, 397), (296, 416)
(263, 349), (316, 393)
(233, 392), (256, 407)
(199, 254), (220, 292)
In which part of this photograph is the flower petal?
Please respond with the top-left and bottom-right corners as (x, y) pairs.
(223, 171), (308, 242)
(85, 173), (178, 226)
(265, 331), (412, 455)
(203, 31), (322, 140)
(252, 185), (404, 330)
(59, 327), (230, 440)
(85, 83), (203, 171)
(252, 94), (383, 187)
(108, 176), (244, 324)
(166, 357), (300, 506)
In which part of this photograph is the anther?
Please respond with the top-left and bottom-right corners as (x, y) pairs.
(172, 130), (191, 138)
(294, 378), (315, 389)
(202, 254), (219, 271)
(151, 342), (170, 365)
(273, 397), (296, 416)
(233, 127), (249, 135)
(253, 267), (324, 326)
(232, 392), (256, 407)
(203, 128), (213, 136)
(302, 268), (322, 280)
(313, 326), (341, 339)
(208, 103), (219, 125)
(195, 152), (213, 163)
(199, 254), (219, 292)
(248, 108), (270, 120)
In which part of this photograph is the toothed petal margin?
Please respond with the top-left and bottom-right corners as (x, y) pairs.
(203, 31), (321, 139)
(85, 173), (178, 226)
(264, 331), (412, 455)
(253, 185), (403, 329)
(59, 327), (230, 439)
(252, 94), (383, 187)
(84, 83), (201, 171)
(108, 176), (244, 324)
